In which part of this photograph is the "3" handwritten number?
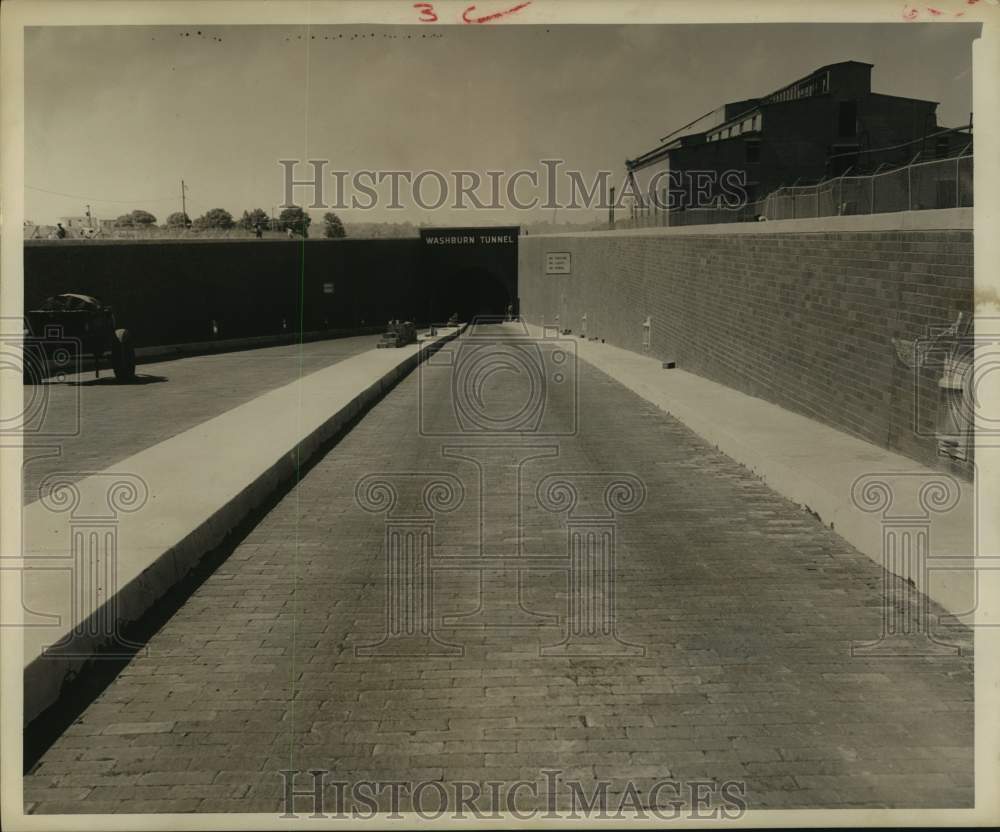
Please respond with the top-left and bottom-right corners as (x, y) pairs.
(413, 2), (438, 22)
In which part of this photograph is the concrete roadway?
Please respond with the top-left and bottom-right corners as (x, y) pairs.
(24, 325), (973, 814)
(22, 334), (381, 503)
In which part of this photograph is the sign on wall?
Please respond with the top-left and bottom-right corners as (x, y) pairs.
(323, 282), (335, 294)
(545, 251), (571, 275)
(423, 230), (517, 245)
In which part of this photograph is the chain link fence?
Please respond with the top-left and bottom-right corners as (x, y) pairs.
(623, 151), (973, 228)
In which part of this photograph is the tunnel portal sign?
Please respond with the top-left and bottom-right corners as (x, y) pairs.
(546, 251), (572, 275)
(423, 230), (516, 245)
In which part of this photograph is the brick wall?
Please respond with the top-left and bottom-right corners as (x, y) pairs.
(519, 221), (973, 470)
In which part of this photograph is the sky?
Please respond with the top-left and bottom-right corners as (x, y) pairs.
(25, 22), (979, 226)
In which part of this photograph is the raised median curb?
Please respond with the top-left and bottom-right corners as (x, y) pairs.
(21, 325), (466, 724)
(133, 326), (386, 364)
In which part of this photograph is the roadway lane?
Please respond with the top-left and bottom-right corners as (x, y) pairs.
(22, 334), (382, 503)
(24, 325), (973, 814)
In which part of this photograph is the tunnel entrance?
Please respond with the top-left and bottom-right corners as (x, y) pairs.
(420, 226), (519, 323)
(434, 267), (511, 322)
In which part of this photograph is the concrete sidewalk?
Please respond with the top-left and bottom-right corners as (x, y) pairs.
(20, 327), (464, 722)
(527, 325), (987, 622)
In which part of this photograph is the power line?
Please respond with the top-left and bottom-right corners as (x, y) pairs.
(26, 185), (181, 204)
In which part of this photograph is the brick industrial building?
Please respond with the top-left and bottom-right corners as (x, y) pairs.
(626, 60), (972, 217)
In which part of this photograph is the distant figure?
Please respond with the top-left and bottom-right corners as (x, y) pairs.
(505, 303), (513, 322)
(286, 226), (295, 239)
(55, 222), (67, 239)
(254, 223), (263, 239)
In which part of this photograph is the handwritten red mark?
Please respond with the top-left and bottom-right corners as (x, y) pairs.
(413, 2), (438, 22)
(902, 5), (920, 18)
(462, 1), (532, 24)
(927, 6), (944, 14)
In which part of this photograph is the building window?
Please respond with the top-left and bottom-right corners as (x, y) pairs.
(838, 100), (858, 137)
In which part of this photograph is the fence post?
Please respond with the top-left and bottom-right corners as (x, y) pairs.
(955, 154), (960, 208)
(905, 153), (921, 212)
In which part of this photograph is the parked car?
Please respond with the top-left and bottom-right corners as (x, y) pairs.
(23, 293), (136, 382)
(376, 319), (418, 348)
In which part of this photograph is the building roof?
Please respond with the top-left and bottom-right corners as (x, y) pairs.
(628, 60), (884, 172)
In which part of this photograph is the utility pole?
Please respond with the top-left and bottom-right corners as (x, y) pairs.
(181, 180), (188, 223)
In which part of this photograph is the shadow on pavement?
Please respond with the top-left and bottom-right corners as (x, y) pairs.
(57, 373), (170, 387)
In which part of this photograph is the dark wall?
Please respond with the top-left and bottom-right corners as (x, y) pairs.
(24, 239), (425, 347)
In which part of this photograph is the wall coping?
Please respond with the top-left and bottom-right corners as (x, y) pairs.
(22, 236), (421, 247)
(527, 208), (973, 239)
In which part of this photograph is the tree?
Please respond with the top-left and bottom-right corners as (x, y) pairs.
(193, 208), (236, 229)
(114, 209), (157, 227)
(165, 211), (191, 228)
(239, 208), (270, 230)
(323, 212), (346, 239)
(130, 209), (157, 226)
(278, 206), (311, 237)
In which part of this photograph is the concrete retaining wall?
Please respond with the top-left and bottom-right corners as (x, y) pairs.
(24, 238), (425, 347)
(518, 210), (973, 471)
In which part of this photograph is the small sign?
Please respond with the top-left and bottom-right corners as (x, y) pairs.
(545, 251), (571, 275)
(323, 282), (335, 294)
